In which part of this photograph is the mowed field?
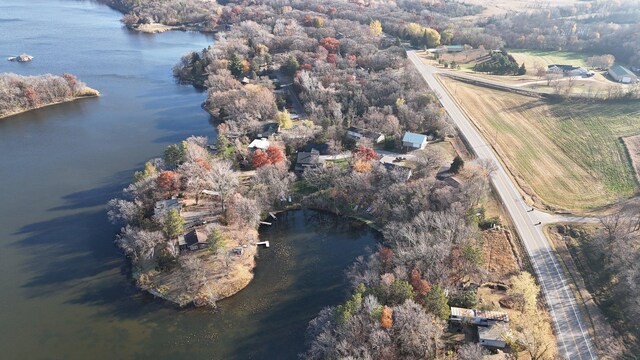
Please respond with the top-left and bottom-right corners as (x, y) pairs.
(441, 77), (640, 211)
(508, 49), (590, 69)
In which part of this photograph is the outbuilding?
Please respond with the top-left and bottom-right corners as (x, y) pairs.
(402, 132), (428, 151)
(608, 65), (638, 84)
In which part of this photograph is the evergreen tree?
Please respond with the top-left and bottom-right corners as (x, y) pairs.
(451, 155), (464, 174)
(228, 53), (244, 78)
(423, 285), (450, 320)
(165, 208), (184, 239)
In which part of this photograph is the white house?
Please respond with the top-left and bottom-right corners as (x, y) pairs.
(402, 132), (428, 150)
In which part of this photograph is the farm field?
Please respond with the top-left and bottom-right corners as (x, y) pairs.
(441, 77), (640, 212)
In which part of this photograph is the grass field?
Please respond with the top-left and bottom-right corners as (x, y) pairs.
(441, 77), (640, 211)
(508, 49), (590, 68)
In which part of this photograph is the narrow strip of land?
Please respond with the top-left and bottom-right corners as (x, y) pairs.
(408, 50), (597, 360)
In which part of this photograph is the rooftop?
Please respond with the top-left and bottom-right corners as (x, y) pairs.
(248, 138), (270, 151)
(609, 64), (636, 77)
(402, 132), (427, 144)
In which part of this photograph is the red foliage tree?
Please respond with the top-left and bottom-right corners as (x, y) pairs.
(157, 170), (180, 196)
(354, 145), (379, 162)
(409, 269), (432, 297)
(252, 149), (270, 168)
(62, 73), (78, 92)
(326, 53), (337, 64)
(320, 37), (340, 53)
(22, 86), (39, 107)
(378, 247), (394, 271)
(266, 146), (285, 164)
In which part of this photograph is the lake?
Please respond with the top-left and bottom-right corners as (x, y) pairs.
(0, 1), (377, 359)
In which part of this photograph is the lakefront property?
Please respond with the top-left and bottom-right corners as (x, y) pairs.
(4, 0), (640, 359)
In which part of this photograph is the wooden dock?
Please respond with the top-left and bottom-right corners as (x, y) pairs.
(256, 241), (270, 248)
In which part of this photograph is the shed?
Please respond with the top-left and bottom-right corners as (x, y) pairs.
(608, 65), (638, 84)
(184, 229), (208, 251)
(346, 126), (385, 144)
(402, 132), (428, 150)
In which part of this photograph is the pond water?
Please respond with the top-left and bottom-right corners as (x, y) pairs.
(0, 1), (377, 359)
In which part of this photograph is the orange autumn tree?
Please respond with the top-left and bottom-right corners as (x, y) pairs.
(381, 306), (393, 329)
(252, 149), (270, 168)
(266, 146), (285, 164)
(156, 170), (180, 196)
(320, 37), (340, 53)
(252, 146), (285, 168)
(409, 269), (432, 297)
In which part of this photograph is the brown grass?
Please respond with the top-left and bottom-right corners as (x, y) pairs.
(482, 229), (522, 282)
(441, 76), (640, 212)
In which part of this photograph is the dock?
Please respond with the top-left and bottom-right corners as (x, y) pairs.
(260, 221), (272, 226)
(269, 212), (277, 219)
(256, 241), (270, 248)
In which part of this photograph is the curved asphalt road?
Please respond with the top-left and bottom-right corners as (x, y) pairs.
(407, 51), (597, 360)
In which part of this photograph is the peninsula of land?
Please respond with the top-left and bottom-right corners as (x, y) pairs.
(0, 73), (99, 119)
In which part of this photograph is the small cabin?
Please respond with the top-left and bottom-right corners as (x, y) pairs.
(346, 126), (385, 144)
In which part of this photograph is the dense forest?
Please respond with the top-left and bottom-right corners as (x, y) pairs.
(0, 73), (98, 118)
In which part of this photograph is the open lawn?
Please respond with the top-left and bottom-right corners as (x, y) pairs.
(508, 49), (590, 69)
(441, 77), (640, 211)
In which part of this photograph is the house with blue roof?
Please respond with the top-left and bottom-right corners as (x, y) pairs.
(402, 132), (428, 151)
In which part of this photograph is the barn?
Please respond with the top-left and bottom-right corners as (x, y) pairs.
(608, 65), (638, 84)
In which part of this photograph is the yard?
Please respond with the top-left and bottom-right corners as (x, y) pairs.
(441, 77), (640, 212)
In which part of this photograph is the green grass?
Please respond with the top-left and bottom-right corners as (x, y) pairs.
(548, 102), (640, 197)
(508, 49), (591, 68)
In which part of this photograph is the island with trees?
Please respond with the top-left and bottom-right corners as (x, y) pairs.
(0, 73), (99, 119)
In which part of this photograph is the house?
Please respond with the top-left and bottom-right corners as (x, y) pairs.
(547, 64), (592, 77)
(154, 198), (181, 217)
(295, 149), (323, 173)
(248, 138), (270, 151)
(608, 65), (638, 84)
(402, 132), (428, 150)
(256, 122), (280, 138)
(478, 323), (508, 349)
(346, 126), (385, 144)
(184, 229), (208, 251)
(450, 307), (510, 349)
(450, 307), (509, 326)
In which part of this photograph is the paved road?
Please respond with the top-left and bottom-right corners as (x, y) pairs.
(407, 51), (597, 360)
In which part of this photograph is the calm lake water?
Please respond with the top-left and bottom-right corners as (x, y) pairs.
(0, 1), (377, 359)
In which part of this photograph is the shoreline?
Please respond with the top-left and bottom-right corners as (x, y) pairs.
(142, 205), (383, 308)
(0, 87), (100, 120)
